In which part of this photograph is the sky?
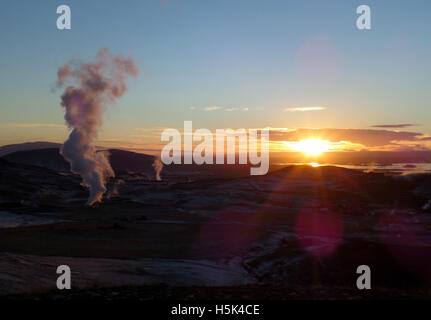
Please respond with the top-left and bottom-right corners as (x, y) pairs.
(0, 0), (430, 153)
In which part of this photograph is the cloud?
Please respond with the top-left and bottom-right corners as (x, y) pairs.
(199, 106), (249, 112)
(0, 123), (65, 128)
(130, 127), (169, 139)
(189, 106), (196, 110)
(269, 128), (430, 148)
(132, 127), (168, 132)
(204, 106), (222, 111)
(284, 106), (325, 112)
(371, 124), (417, 128)
(225, 107), (249, 112)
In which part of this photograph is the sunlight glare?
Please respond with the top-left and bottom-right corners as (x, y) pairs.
(294, 139), (331, 155)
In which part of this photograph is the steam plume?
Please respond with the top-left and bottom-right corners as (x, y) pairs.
(152, 157), (163, 181)
(57, 48), (138, 205)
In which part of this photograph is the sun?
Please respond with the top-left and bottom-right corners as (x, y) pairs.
(293, 139), (331, 155)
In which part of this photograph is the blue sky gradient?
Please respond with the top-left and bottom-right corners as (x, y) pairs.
(0, 0), (430, 150)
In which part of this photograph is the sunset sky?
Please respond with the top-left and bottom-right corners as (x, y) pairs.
(1, 0), (430, 154)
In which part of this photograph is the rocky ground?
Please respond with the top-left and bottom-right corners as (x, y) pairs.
(6, 284), (431, 301)
(0, 157), (431, 299)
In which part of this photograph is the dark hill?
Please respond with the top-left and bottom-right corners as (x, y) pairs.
(2, 148), (70, 172)
(0, 142), (61, 157)
(1, 148), (156, 174)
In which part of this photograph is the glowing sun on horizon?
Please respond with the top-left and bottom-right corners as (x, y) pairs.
(293, 139), (331, 155)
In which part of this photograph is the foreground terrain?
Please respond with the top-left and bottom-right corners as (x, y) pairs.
(0, 150), (431, 299)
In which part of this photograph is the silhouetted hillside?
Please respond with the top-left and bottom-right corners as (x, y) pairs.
(2, 148), (70, 172)
(0, 142), (61, 157)
(1, 148), (156, 174)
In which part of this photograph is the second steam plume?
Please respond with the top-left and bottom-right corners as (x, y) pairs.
(57, 48), (138, 206)
(152, 157), (163, 181)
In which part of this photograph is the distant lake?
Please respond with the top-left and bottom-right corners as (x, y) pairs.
(278, 162), (431, 175)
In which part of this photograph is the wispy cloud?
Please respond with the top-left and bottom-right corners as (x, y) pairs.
(196, 106), (250, 112)
(130, 127), (169, 138)
(0, 123), (65, 128)
(132, 127), (168, 132)
(226, 108), (237, 112)
(269, 127), (431, 150)
(204, 106), (222, 111)
(224, 107), (249, 112)
(371, 124), (417, 128)
(284, 106), (325, 112)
